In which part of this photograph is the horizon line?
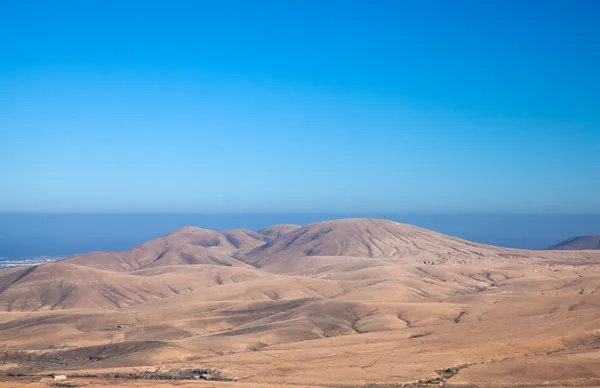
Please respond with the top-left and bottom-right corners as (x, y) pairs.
(2, 211), (600, 216)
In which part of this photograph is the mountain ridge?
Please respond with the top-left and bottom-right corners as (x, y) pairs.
(242, 218), (514, 267)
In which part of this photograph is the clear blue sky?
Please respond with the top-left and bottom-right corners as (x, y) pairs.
(1, 0), (599, 213)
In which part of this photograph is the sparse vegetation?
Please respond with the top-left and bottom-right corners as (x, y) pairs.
(50, 382), (84, 388)
(48, 345), (72, 349)
(74, 367), (232, 381)
(454, 311), (466, 324)
(408, 332), (431, 339)
(435, 367), (458, 378)
(417, 377), (444, 385)
(5, 366), (33, 377)
(248, 342), (267, 351)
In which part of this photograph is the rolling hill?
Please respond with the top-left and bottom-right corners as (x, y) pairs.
(257, 224), (300, 240)
(0, 262), (266, 311)
(64, 226), (263, 271)
(2, 218), (600, 387)
(243, 218), (513, 267)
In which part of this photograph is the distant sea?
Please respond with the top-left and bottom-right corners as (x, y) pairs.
(1, 213), (599, 268)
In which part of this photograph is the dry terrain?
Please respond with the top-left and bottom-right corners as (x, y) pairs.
(1, 218), (600, 387)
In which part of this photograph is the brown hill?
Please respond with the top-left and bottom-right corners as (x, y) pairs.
(0, 262), (265, 311)
(257, 224), (301, 240)
(243, 218), (509, 267)
(221, 228), (269, 249)
(0, 262), (179, 311)
(65, 226), (262, 271)
(548, 235), (600, 250)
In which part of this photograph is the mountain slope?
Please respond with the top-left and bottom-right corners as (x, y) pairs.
(0, 262), (266, 311)
(65, 226), (261, 271)
(549, 235), (600, 250)
(258, 224), (301, 240)
(0, 262), (181, 311)
(222, 228), (269, 249)
(243, 218), (509, 267)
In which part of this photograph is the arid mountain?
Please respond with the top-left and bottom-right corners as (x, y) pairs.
(0, 262), (265, 311)
(243, 218), (512, 267)
(221, 228), (269, 249)
(0, 262), (182, 311)
(257, 224), (300, 240)
(65, 226), (261, 271)
(549, 235), (600, 250)
(2, 218), (600, 387)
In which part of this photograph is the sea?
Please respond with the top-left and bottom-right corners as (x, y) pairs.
(1, 213), (599, 268)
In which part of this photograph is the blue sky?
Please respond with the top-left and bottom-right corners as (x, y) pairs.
(1, 0), (599, 213)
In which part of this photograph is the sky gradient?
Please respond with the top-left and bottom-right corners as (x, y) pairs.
(1, 0), (599, 213)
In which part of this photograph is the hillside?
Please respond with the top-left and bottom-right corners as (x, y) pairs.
(2, 218), (600, 386)
(0, 262), (265, 311)
(64, 226), (263, 271)
(257, 224), (301, 240)
(549, 235), (600, 250)
(243, 218), (512, 267)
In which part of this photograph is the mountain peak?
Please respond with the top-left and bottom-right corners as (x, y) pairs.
(243, 218), (498, 267)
